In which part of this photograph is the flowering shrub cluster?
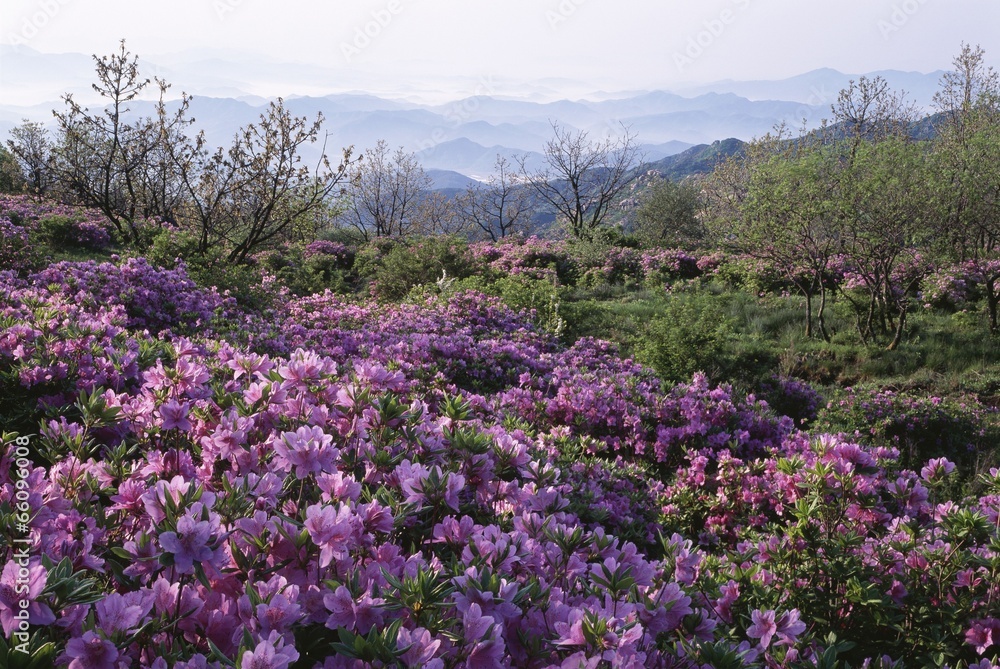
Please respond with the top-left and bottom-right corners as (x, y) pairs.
(579, 247), (644, 287)
(470, 237), (577, 284)
(816, 386), (996, 470)
(640, 249), (701, 285)
(0, 232), (999, 666)
(758, 376), (823, 428)
(29, 258), (236, 335)
(917, 260), (1000, 316)
(303, 241), (352, 265)
(0, 195), (114, 253)
(469, 239), (702, 290)
(922, 263), (982, 309)
(0, 216), (35, 273)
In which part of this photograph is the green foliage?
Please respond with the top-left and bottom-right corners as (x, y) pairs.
(365, 235), (475, 301)
(0, 632), (58, 669)
(634, 178), (705, 248)
(816, 386), (997, 473)
(257, 245), (353, 296)
(634, 293), (739, 384)
(452, 274), (565, 336)
(146, 228), (275, 310)
(713, 256), (787, 294)
(0, 145), (26, 194)
(34, 215), (85, 250)
(558, 290), (663, 352)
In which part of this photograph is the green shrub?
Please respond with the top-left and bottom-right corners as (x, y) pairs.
(473, 275), (565, 336)
(714, 256), (787, 294)
(257, 244), (353, 296)
(634, 294), (739, 383)
(368, 236), (475, 301)
(146, 228), (275, 310)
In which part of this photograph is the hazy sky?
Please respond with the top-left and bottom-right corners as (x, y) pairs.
(2, 0), (999, 98)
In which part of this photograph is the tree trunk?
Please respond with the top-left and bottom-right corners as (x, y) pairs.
(818, 279), (830, 342)
(887, 302), (907, 351)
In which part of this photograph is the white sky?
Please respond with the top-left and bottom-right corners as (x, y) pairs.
(1, 0), (999, 98)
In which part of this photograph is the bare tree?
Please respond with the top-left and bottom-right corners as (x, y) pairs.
(933, 42), (1000, 126)
(50, 40), (192, 242)
(170, 98), (353, 263)
(416, 191), (467, 237)
(338, 140), (431, 240)
(519, 121), (641, 240)
(6, 120), (54, 195)
(458, 155), (532, 241)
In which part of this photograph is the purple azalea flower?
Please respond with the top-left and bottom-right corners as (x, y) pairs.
(273, 425), (338, 479)
(304, 503), (357, 568)
(747, 609), (777, 649)
(0, 560), (56, 636)
(240, 630), (300, 669)
(158, 508), (220, 573)
(95, 591), (149, 635)
(64, 631), (119, 669)
(159, 398), (193, 431)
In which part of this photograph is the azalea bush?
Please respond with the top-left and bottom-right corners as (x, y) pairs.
(0, 230), (999, 667)
(816, 386), (997, 474)
(0, 195), (115, 256)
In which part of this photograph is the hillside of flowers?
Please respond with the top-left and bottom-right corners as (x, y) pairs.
(2, 195), (1000, 668)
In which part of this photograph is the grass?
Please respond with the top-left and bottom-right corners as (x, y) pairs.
(560, 279), (1000, 398)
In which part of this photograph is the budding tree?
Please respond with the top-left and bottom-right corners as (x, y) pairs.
(338, 140), (431, 240)
(520, 122), (641, 240)
(457, 155), (532, 241)
(634, 178), (705, 249)
(930, 44), (1000, 262)
(171, 98), (353, 264)
(51, 40), (192, 243)
(6, 120), (53, 195)
(829, 75), (921, 162)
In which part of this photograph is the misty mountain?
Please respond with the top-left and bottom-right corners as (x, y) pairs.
(646, 138), (746, 181)
(417, 138), (546, 179)
(425, 169), (479, 191)
(675, 68), (945, 110)
(0, 47), (950, 185)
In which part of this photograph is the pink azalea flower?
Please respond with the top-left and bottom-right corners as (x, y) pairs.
(966, 618), (1000, 655)
(240, 630), (300, 669)
(304, 503), (358, 568)
(920, 457), (956, 483)
(273, 425), (338, 479)
(158, 507), (221, 574)
(774, 609), (806, 646)
(323, 585), (356, 631)
(95, 591), (149, 635)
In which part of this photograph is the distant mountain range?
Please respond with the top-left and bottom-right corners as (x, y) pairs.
(0, 45), (949, 184)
